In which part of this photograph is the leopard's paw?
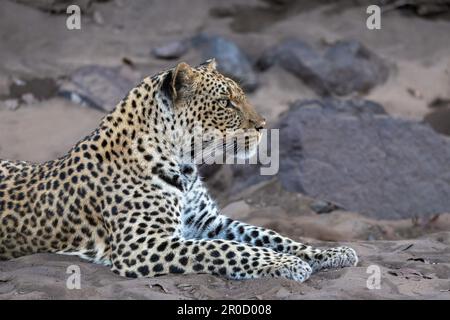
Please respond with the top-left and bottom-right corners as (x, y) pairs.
(277, 257), (313, 282)
(318, 246), (358, 270)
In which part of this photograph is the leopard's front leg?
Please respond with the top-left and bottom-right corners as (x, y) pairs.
(182, 178), (358, 272)
(109, 211), (312, 282)
(187, 213), (358, 272)
(219, 217), (358, 272)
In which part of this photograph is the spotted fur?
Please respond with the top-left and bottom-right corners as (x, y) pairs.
(0, 61), (357, 281)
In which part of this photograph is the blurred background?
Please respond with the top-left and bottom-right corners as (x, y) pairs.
(1, 0), (450, 240)
(1, 0), (450, 300)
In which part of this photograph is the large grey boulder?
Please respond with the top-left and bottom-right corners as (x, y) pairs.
(257, 39), (389, 96)
(277, 99), (450, 219)
(192, 34), (258, 92)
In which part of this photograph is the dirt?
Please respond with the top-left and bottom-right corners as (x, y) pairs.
(1, 233), (449, 299)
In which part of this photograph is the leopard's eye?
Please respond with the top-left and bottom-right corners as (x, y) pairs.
(218, 99), (234, 109)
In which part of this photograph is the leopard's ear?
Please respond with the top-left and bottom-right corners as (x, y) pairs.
(161, 62), (195, 101)
(200, 58), (217, 71)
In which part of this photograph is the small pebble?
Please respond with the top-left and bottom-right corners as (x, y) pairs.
(4, 99), (19, 110)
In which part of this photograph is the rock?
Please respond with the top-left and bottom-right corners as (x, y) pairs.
(257, 39), (389, 96)
(57, 90), (103, 111)
(151, 40), (189, 60)
(59, 65), (136, 112)
(424, 108), (450, 136)
(276, 99), (450, 219)
(192, 34), (258, 92)
(1, 77), (57, 110)
(275, 287), (291, 298)
(322, 40), (389, 95)
(429, 97), (450, 109)
(310, 199), (343, 214)
(9, 77), (59, 101)
(3, 99), (20, 111)
(21, 93), (37, 105)
(257, 39), (317, 71)
(228, 99), (386, 196)
(308, 97), (387, 115)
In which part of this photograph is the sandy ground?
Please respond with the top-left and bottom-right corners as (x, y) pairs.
(0, 0), (450, 299)
(1, 233), (449, 299)
(0, 99), (103, 162)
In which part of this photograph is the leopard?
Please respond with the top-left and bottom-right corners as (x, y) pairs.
(0, 60), (358, 282)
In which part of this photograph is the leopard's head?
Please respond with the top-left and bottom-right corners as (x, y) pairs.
(162, 60), (266, 163)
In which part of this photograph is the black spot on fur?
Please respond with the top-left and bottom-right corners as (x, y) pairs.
(161, 71), (173, 100)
